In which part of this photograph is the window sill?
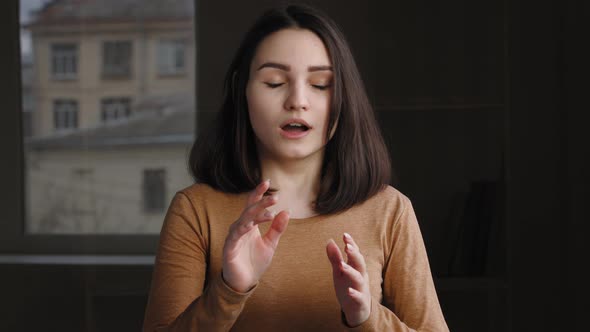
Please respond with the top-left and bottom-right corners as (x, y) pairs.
(0, 254), (155, 266)
(51, 76), (78, 82)
(157, 72), (187, 78)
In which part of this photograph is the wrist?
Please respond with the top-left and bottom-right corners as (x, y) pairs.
(342, 311), (369, 327)
(342, 302), (371, 327)
(221, 270), (257, 293)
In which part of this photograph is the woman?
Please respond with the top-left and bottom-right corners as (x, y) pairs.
(143, 4), (448, 331)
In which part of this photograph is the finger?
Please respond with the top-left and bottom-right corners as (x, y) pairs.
(347, 287), (366, 305)
(343, 233), (367, 275)
(252, 209), (276, 225)
(343, 233), (359, 249)
(244, 194), (279, 221)
(339, 260), (366, 290)
(262, 210), (290, 249)
(326, 239), (344, 270)
(228, 218), (256, 241)
(246, 179), (271, 206)
(228, 194), (278, 242)
(229, 208), (276, 241)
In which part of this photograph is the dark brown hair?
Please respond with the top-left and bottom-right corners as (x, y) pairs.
(189, 4), (391, 215)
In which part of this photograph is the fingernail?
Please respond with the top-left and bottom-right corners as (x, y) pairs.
(344, 232), (352, 240)
(341, 261), (348, 269)
(265, 178), (271, 185)
(264, 210), (274, 218)
(346, 243), (353, 251)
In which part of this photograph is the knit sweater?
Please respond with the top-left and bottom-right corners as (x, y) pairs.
(143, 183), (449, 331)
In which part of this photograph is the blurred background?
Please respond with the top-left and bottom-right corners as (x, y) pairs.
(0, 0), (588, 331)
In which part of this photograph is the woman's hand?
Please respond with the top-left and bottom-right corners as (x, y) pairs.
(222, 179), (290, 293)
(326, 233), (372, 327)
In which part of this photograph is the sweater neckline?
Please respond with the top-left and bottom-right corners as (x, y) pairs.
(237, 192), (326, 224)
(288, 213), (325, 224)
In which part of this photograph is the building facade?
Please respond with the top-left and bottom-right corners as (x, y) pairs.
(23, 0), (196, 234)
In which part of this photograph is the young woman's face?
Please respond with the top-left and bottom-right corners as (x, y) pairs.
(246, 28), (334, 163)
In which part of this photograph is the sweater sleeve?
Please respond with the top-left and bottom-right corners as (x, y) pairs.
(344, 196), (449, 332)
(142, 192), (257, 332)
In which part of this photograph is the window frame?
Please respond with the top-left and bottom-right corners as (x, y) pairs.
(100, 97), (132, 123)
(50, 42), (78, 81)
(157, 39), (187, 76)
(53, 99), (79, 130)
(0, 0), (199, 255)
(101, 40), (133, 79)
(142, 169), (167, 213)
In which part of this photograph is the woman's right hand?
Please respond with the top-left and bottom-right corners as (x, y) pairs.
(221, 179), (290, 293)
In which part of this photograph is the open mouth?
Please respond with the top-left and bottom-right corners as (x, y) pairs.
(281, 123), (310, 132)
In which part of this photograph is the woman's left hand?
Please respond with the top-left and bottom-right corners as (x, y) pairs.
(326, 233), (372, 327)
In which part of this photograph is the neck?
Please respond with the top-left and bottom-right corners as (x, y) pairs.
(258, 150), (324, 217)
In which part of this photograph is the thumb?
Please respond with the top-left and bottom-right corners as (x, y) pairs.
(262, 210), (290, 249)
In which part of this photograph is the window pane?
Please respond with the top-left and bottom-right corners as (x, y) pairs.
(158, 40), (186, 75)
(20, 0), (196, 234)
(103, 41), (132, 78)
(101, 97), (132, 123)
(51, 43), (78, 80)
(143, 169), (167, 212)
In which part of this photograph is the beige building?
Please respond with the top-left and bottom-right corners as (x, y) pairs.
(26, 97), (195, 234)
(23, 0), (196, 234)
(26, 0), (195, 138)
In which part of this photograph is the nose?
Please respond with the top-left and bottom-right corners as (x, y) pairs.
(284, 82), (309, 111)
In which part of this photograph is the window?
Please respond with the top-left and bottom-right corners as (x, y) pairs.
(143, 169), (166, 213)
(101, 97), (132, 123)
(157, 40), (186, 75)
(53, 99), (78, 130)
(102, 41), (132, 78)
(51, 43), (78, 80)
(15, 0), (195, 243)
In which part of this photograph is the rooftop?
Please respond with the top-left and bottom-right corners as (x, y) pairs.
(25, 93), (196, 150)
(26, 0), (193, 27)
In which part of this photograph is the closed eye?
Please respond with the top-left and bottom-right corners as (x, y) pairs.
(264, 82), (284, 88)
(312, 84), (331, 91)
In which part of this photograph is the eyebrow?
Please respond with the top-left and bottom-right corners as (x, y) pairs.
(257, 62), (333, 72)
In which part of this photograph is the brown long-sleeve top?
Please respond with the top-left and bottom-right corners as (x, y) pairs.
(143, 183), (449, 331)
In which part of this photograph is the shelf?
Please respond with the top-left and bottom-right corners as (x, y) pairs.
(0, 254), (155, 266)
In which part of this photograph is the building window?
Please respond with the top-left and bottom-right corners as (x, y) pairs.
(102, 41), (132, 78)
(53, 99), (78, 130)
(51, 43), (78, 80)
(157, 40), (186, 75)
(101, 97), (132, 123)
(143, 169), (166, 212)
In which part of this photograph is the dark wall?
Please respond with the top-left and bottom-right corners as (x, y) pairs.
(507, 0), (589, 330)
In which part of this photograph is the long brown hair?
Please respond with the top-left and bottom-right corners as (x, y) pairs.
(189, 4), (391, 215)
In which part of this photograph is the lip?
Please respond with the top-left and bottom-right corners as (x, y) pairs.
(279, 118), (312, 129)
(280, 127), (311, 139)
(279, 118), (312, 140)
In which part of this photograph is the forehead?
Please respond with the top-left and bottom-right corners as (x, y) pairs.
(251, 28), (331, 70)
